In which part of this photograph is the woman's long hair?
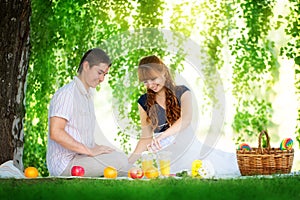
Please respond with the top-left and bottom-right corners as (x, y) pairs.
(138, 55), (181, 131)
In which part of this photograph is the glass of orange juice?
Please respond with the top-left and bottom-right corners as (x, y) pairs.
(141, 151), (155, 171)
(158, 151), (171, 177)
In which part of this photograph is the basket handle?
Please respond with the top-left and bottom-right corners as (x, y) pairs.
(258, 130), (271, 151)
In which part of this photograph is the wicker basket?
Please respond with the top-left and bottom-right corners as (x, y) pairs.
(236, 130), (294, 176)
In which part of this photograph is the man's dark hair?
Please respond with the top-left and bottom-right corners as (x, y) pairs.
(77, 48), (111, 73)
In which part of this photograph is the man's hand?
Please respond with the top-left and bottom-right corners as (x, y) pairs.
(89, 144), (115, 156)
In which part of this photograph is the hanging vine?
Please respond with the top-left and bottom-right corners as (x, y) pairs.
(24, 0), (56, 177)
(197, 0), (236, 110)
(230, 0), (279, 144)
(169, 0), (198, 78)
(280, 0), (300, 146)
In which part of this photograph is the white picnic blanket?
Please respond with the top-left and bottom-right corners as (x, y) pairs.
(0, 160), (25, 178)
(1, 159), (299, 179)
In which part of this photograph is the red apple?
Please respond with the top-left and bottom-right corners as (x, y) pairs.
(128, 167), (144, 179)
(71, 166), (85, 176)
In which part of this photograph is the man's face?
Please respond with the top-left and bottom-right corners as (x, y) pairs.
(85, 62), (110, 88)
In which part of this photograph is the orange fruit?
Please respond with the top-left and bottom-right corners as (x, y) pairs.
(103, 166), (118, 179)
(145, 166), (159, 179)
(24, 167), (39, 178)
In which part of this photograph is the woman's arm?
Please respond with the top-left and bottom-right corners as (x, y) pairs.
(49, 116), (114, 156)
(128, 104), (153, 164)
(151, 91), (193, 149)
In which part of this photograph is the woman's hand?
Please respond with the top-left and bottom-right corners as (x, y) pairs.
(147, 138), (160, 152)
(147, 133), (165, 152)
(88, 144), (115, 156)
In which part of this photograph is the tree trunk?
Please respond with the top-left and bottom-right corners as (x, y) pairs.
(0, 0), (31, 171)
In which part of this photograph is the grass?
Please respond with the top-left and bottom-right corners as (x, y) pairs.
(1, 176), (300, 200)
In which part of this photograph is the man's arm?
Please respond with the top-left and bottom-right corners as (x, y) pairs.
(49, 116), (114, 156)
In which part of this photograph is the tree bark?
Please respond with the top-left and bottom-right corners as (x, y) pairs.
(0, 0), (31, 171)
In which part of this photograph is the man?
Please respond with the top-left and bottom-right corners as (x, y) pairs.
(47, 48), (129, 177)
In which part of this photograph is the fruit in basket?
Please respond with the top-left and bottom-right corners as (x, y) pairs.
(238, 143), (251, 151)
(128, 167), (144, 179)
(280, 138), (293, 150)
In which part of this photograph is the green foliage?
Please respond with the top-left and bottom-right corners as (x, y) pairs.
(230, 0), (279, 143)
(24, 0), (55, 177)
(232, 99), (272, 141)
(170, 1), (197, 37)
(133, 0), (165, 28)
(197, 0), (235, 107)
(280, 0), (300, 147)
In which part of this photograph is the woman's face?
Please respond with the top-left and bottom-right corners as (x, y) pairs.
(84, 62), (110, 88)
(143, 74), (166, 93)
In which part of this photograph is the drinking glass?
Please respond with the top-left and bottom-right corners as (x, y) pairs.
(141, 151), (155, 171)
(158, 151), (171, 177)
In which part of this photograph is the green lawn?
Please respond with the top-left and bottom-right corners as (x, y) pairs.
(1, 176), (300, 200)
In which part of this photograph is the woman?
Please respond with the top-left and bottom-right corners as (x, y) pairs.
(128, 55), (240, 178)
(47, 48), (129, 177)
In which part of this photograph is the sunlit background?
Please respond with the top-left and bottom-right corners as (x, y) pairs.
(23, 0), (299, 176)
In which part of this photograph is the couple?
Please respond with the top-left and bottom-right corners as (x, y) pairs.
(46, 48), (241, 178)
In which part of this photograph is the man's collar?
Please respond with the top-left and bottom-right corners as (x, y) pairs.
(74, 76), (94, 98)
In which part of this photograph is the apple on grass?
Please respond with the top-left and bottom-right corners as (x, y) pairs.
(128, 167), (144, 179)
(71, 166), (85, 176)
